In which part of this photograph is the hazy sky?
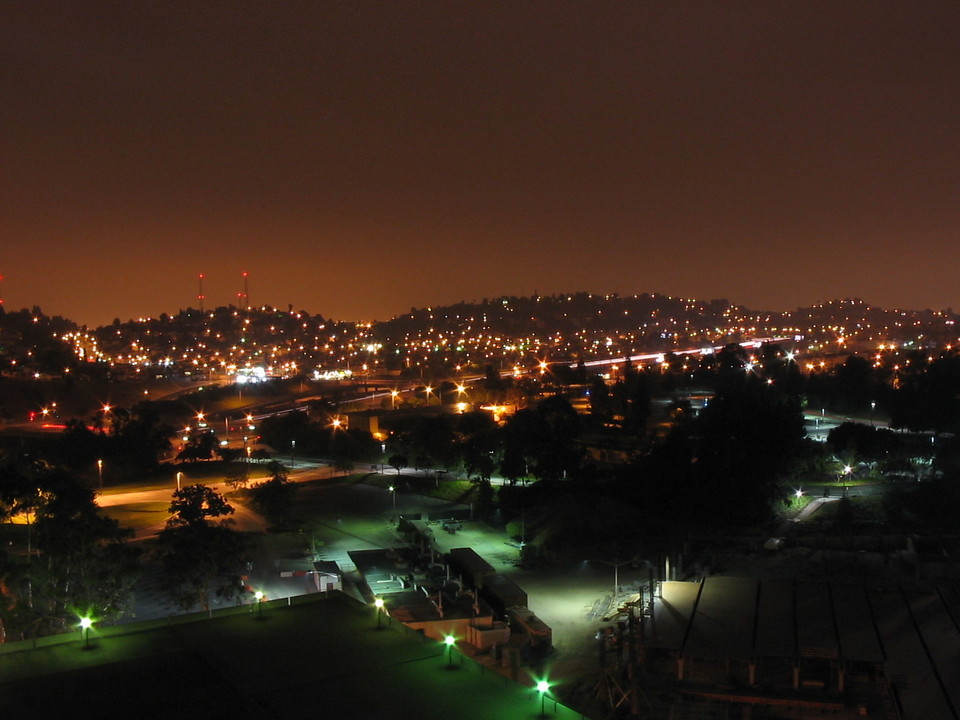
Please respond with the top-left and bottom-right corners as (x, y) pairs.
(3, 2), (960, 326)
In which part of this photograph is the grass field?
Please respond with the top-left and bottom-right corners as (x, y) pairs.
(99, 502), (171, 530)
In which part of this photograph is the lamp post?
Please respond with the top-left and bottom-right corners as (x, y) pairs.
(390, 389), (399, 410)
(79, 617), (93, 650)
(536, 680), (550, 717)
(841, 464), (852, 498)
(176, 471), (183, 491)
(374, 597), (384, 629)
(596, 558), (631, 608)
(444, 635), (455, 668)
(254, 590), (264, 620)
(96, 459), (103, 494)
(389, 485), (396, 515)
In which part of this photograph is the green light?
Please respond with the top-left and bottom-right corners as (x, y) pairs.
(78, 617), (93, 649)
(443, 635), (456, 668)
(536, 679), (550, 715)
(374, 598), (385, 629)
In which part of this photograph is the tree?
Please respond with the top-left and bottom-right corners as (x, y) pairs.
(155, 485), (252, 612)
(0, 464), (139, 638)
(168, 484), (234, 528)
(388, 454), (408, 475)
(249, 462), (298, 524)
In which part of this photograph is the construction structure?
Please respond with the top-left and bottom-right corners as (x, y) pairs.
(593, 575), (960, 719)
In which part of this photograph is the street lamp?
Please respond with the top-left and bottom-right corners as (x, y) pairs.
(374, 597), (384, 629)
(443, 635), (456, 668)
(842, 464), (852, 497)
(176, 471), (183, 491)
(595, 558), (632, 607)
(254, 590), (264, 620)
(79, 616), (93, 650)
(389, 485), (396, 515)
(96, 459), (103, 494)
(424, 386), (433, 405)
(536, 680), (550, 717)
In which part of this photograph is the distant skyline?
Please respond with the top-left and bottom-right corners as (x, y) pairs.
(3, 2), (960, 327)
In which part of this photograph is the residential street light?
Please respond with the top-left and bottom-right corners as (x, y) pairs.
(254, 590), (264, 620)
(444, 635), (455, 668)
(374, 597), (384, 629)
(79, 617), (93, 650)
(595, 558), (632, 608)
(536, 680), (550, 717)
(96, 459), (103, 494)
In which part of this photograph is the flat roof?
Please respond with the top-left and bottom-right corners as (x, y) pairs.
(902, 588), (960, 715)
(832, 583), (883, 663)
(754, 580), (795, 658)
(869, 588), (955, 720)
(684, 576), (757, 661)
(795, 581), (839, 659)
(645, 580), (701, 650)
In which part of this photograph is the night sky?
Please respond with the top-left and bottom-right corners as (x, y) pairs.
(3, 2), (960, 327)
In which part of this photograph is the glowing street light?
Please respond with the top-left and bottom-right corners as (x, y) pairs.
(374, 597), (385, 629)
(388, 485), (396, 515)
(536, 680), (551, 716)
(79, 616), (93, 650)
(390, 389), (399, 410)
(254, 590), (264, 620)
(424, 386), (434, 405)
(97, 459), (103, 494)
(176, 471), (183, 491)
(841, 464), (853, 497)
(443, 634), (456, 668)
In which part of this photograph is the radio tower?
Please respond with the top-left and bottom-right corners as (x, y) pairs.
(0, 272), (4, 308)
(242, 271), (250, 310)
(197, 273), (205, 313)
